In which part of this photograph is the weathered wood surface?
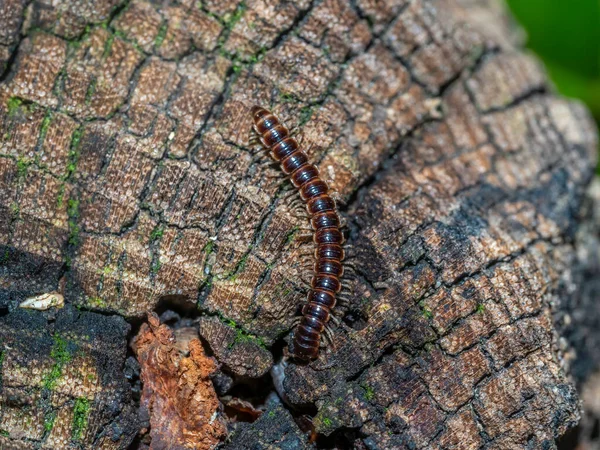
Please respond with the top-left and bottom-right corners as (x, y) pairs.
(553, 179), (600, 449)
(0, 0), (598, 448)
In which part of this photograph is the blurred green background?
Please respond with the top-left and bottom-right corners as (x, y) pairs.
(506, 0), (600, 149)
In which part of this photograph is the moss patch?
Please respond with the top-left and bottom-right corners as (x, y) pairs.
(44, 411), (57, 432)
(42, 335), (73, 390)
(222, 318), (267, 350)
(362, 383), (375, 401)
(89, 297), (107, 308)
(64, 126), (83, 180)
(16, 157), (31, 178)
(67, 199), (81, 246)
(7, 97), (23, 117)
(72, 397), (90, 440)
(149, 224), (165, 242)
(223, 1), (247, 29)
(0, 248), (9, 265)
(154, 23), (168, 48)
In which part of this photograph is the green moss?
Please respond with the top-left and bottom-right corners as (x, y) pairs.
(85, 78), (97, 105)
(279, 92), (298, 103)
(63, 125), (83, 181)
(419, 301), (433, 319)
(16, 157), (31, 178)
(476, 303), (485, 314)
(154, 23), (168, 48)
(7, 96), (23, 117)
(298, 105), (314, 126)
(42, 335), (73, 390)
(149, 224), (165, 242)
(272, 281), (293, 298)
(9, 202), (19, 219)
(224, 1), (246, 29)
(151, 258), (162, 274)
(72, 397), (90, 440)
(285, 225), (299, 244)
(203, 241), (215, 254)
(44, 411), (56, 432)
(0, 248), (10, 265)
(223, 318), (267, 349)
(67, 199), (80, 246)
(67, 199), (79, 217)
(322, 417), (332, 427)
(248, 46), (267, 64)
(56, 184), (66, 208)
(362, 384), (375, 401)
(224, 249), (252, 281)
(103, 33), (115, 58)
(39, 111), (53, 144)
(89, 297), (107, 308)
(268, 410), (276, 418)
(0, 429), (9, 437)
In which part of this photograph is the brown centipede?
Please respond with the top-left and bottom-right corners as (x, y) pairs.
(250, 105), (344, 361)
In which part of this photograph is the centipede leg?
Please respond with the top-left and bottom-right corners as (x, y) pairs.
(250, 151), (269, 165)
(329, 314), (342, 327)
(344, 266), (358, 280)
(297, 278), (311, 290)
(291, 209), (309, 220)
(280, 187), (298, 201)
(296, 246), (313, 256)
(296, 232), (313, 242)
(336, 294), (351, 307)
(321, 325), (335, 348)
(264, 169), (286, 180)
(300, 271), (313, 286)
(330, 190), (346, 207)
(288, 126), (303, 143)
(287, 197), (304, 209)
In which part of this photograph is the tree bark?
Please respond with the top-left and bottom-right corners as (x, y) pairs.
(0, 0), (597, 449)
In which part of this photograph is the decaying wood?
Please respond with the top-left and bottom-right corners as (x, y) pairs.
(551, 179), (600, 449)
(0, 306), (138, 448)
(0, 0), (598, 448)
(133, 313), (226, 450)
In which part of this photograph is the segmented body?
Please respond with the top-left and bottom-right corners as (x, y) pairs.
(251, 106), (344, 361)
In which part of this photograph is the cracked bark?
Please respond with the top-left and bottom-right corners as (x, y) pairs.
(0, 0), (597, 449)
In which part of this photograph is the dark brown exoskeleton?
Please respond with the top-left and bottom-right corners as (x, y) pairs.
(251, 105), (344, 361)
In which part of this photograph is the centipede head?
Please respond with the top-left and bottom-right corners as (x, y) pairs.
(251, 105), (269, 120)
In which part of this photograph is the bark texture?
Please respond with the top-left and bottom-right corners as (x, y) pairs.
(0, 0), (598, 449)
